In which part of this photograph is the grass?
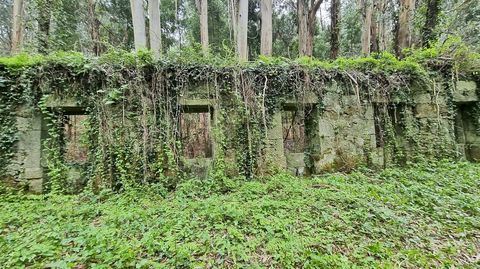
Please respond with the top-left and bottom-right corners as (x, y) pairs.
(1, 161), (479, 268)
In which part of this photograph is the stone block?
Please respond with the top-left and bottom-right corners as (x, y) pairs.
(454, 81), (478, 103)
(414, 104), (448, 118)
(414, 93), (432, 104)
(456, 144), (467, 160)
(29, 179), (43, 194)
(467, 144), (480, 161)
(286, 153), (305, 167)
(24, 168), (43, 179)
(318, 118), (335, 137)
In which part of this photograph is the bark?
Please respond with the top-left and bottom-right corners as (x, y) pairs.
(237, 0), (248, 61)
(130, 0), (147, 51)
(298, 0), (309, 56)
(88, 0), (102, 55)
(375, 0), (387, 51)
(360, 0), (372, 55)
(330, 0), (340, 59)
(11, 0), (24, 53)
(421, 0), (439, 46)
(196, 0), (209, 53)
(148, 0), (162, 57)
(37, 1), (51, 54)
(229, 0), (238, 46)
(370, 0), (378, 53)
(298, 0), (323, 57)
(395, 0), (415, 57)
(260, 0), (272, 56)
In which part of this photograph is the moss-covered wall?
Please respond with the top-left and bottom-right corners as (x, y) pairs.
(6, 79), (478, 193)
(1, 52), (479, 193)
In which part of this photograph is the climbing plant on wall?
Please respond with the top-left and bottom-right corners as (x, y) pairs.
(0, 44), (478, 193)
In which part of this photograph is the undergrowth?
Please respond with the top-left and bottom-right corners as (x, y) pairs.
(1, 161), (479, 268)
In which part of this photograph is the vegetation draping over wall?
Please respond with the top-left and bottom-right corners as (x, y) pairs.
(0, 47), (479, 193)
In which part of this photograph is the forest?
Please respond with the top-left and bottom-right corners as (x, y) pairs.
(1, 0), (480, 268)
(1, 0), (479, 59)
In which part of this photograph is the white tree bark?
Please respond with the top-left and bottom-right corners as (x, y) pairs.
(260, 0), (272, 56)
(361, 0), (372, 55)
(396, 0), (416, 56)
(130, 0), (147, 51)
(148, 0), (162, 57)
(237, 0), (248, 61)
(11, 0), (24, 53)
(197, 0), (209, 53)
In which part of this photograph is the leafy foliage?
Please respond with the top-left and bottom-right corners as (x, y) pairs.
(1, 161), (479, 268)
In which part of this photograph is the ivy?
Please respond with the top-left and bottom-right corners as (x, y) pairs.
(0, 48), (478, 193)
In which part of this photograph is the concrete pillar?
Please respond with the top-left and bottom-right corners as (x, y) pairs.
(15, 108), (45, 193)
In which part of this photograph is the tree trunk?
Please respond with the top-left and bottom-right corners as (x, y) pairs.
(360, 0), (372, 55)
(237, 0), (248, 61)
(148, 0), (162, 57)
(421, 0), (439, 47)
(298, 0), (309, 56)
(377, 0), (387, 51)
(260, 0), (272, 56)
(330, 0), (340, 59)
(37, 1), (51, 54)
(196, 0), (209, 53)
(88, 0), (102, 55)
(11, 0), (24, 54)
(229, 0), (238, 46)
(130, 0), (147, 51)
(395, 0), (415, 57)
(370, 0), (378, 53)
(298, 0), (323, 57)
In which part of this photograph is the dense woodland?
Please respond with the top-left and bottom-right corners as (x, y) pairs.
(2, 0), (479, 59)
(1, 1), (480, 268)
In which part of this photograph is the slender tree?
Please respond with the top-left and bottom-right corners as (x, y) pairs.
(330, 0), (340, 59)
(298, 0), (323, 57)
(422, 0), (440, 46)
(149, 0), (162, 57)
(237, 0), (248, 60)
(11, 0), (24, 53)
(369, 0), (379, 53)
(260, 0), (272, 56)
(87, 0), (102, 55)
(130, 0), (147, 51)
(395, 0), (415, 57)
(37, 0), (51, 54)
(360, 0), (372, 55)
(195, 0), (209, 53)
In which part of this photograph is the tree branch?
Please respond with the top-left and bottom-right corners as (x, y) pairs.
(309, 0), (324, 23)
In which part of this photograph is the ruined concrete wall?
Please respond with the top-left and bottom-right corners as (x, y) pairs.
(313, 86), (378, 172)
(7, 107), (47, 193)
(5, 80), (480, 192)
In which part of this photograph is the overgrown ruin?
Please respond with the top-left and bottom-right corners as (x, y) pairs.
(1, 53), (479, 193)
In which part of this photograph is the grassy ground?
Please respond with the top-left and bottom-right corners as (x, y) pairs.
(1, 161), (479, 268)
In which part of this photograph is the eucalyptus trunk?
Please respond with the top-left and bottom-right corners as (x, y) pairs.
(360, 0), (372, 55)
(330, 0), (340, 59)
(395, 0), (415, 57)
(148, 0), (162, 57)
(422, 0), (440, 46)
(260, 0), (272, 56)
(11, 0), (24, 54)
(298, 0), (323, 57)
(88, 0), (102, 55)
(37, 0), (51, 54)
(130, 0), (147, 51)
(237, 0), (248, 61)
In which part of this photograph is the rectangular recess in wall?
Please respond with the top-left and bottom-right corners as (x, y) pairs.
(373, 103), (406, 148)
(180, 108), (213, 159)
(282, 108), (306, 153)
(62, 114), (89, 164)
